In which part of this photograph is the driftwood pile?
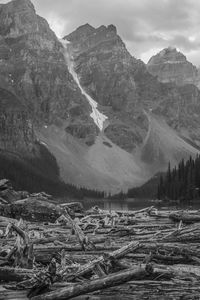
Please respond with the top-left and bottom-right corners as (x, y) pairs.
(0, 179), (83, 222)
(0, 201), (200, 299)
(0, 179), (29, 204)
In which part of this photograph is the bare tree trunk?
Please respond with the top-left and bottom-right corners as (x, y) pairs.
(31, 266), (152, 300)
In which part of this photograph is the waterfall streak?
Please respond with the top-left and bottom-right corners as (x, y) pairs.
(61, 39), (107, 131)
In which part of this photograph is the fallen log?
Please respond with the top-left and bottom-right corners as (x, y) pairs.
(116, 206), (154, 217)
(148, 209), (170, 218)
(150, 253), (191, 265)
(61, 211), (95, 251)
(0, 266), (33, 282)
(108, 227), (135, 237)
(60, 202), (84, 213)
(161, 223), (200, 243)
(20, 258), (57, 298)
(31, 265), (153, 300)
(32, 235), (106, 245)
(63, 241), (140, 281)
(33, 245), (119, 265)
(169, 212), (200, 224)
(4, 222), (34, 269)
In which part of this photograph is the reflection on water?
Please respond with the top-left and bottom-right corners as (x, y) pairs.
(81, 198), (154, 211)
(102, 201), (128, 212)
(80, 198), (200, 211)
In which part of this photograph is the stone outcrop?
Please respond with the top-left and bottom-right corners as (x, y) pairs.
(147, 47), (198, 86)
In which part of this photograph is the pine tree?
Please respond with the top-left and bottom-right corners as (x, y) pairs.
(157, 155), (200, 202)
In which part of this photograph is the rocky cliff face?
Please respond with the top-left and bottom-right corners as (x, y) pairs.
(145, 49), (200, 147)
(65, 24), (152, 151)
(0, 0), (93, 142)
(0, 87), (34, 153)
(66, 24), (136, 110)
(147, 47), (198, 87)
(154, 83), (200, 147)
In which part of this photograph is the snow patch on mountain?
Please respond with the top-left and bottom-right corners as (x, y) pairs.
(61, 39), (108, 131)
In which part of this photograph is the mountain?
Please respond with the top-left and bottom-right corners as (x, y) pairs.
(64, 24), (149, 152)
(64, 25), (200, 149)
(0, 0), (95, 192)
(0, 0), (199, 194)
(0, 0), (94, 140)
(0, 0), (147, 193)
(147, 47), (199, 87)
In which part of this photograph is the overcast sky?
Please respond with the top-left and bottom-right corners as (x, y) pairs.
(1, 0), (200, 65)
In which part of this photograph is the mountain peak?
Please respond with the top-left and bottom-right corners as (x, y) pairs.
(107, 24), (117, 34)
(65, 23), (118, 43)
(65, 23), (95, 42)
(0, 0), (38, 37)
(76, 23), (95, 32)
(7, 0), (35, 12)
(75, 23), (95, 35)
(148, 47), (187, 65)
(147, 47), (198, 86)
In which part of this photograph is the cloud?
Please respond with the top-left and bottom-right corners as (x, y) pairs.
(1, 0), (200, 65)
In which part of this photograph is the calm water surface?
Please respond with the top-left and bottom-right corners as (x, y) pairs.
(80, 198), (200, 211)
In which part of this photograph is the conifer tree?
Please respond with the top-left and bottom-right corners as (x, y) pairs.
(157, 155), (200, 202)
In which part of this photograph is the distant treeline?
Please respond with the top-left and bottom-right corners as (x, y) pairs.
(157, 155), (200, 201)
(0, 143), (105, 199)
(109, 174), (160, 200)
(126, 175), (160, 199)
